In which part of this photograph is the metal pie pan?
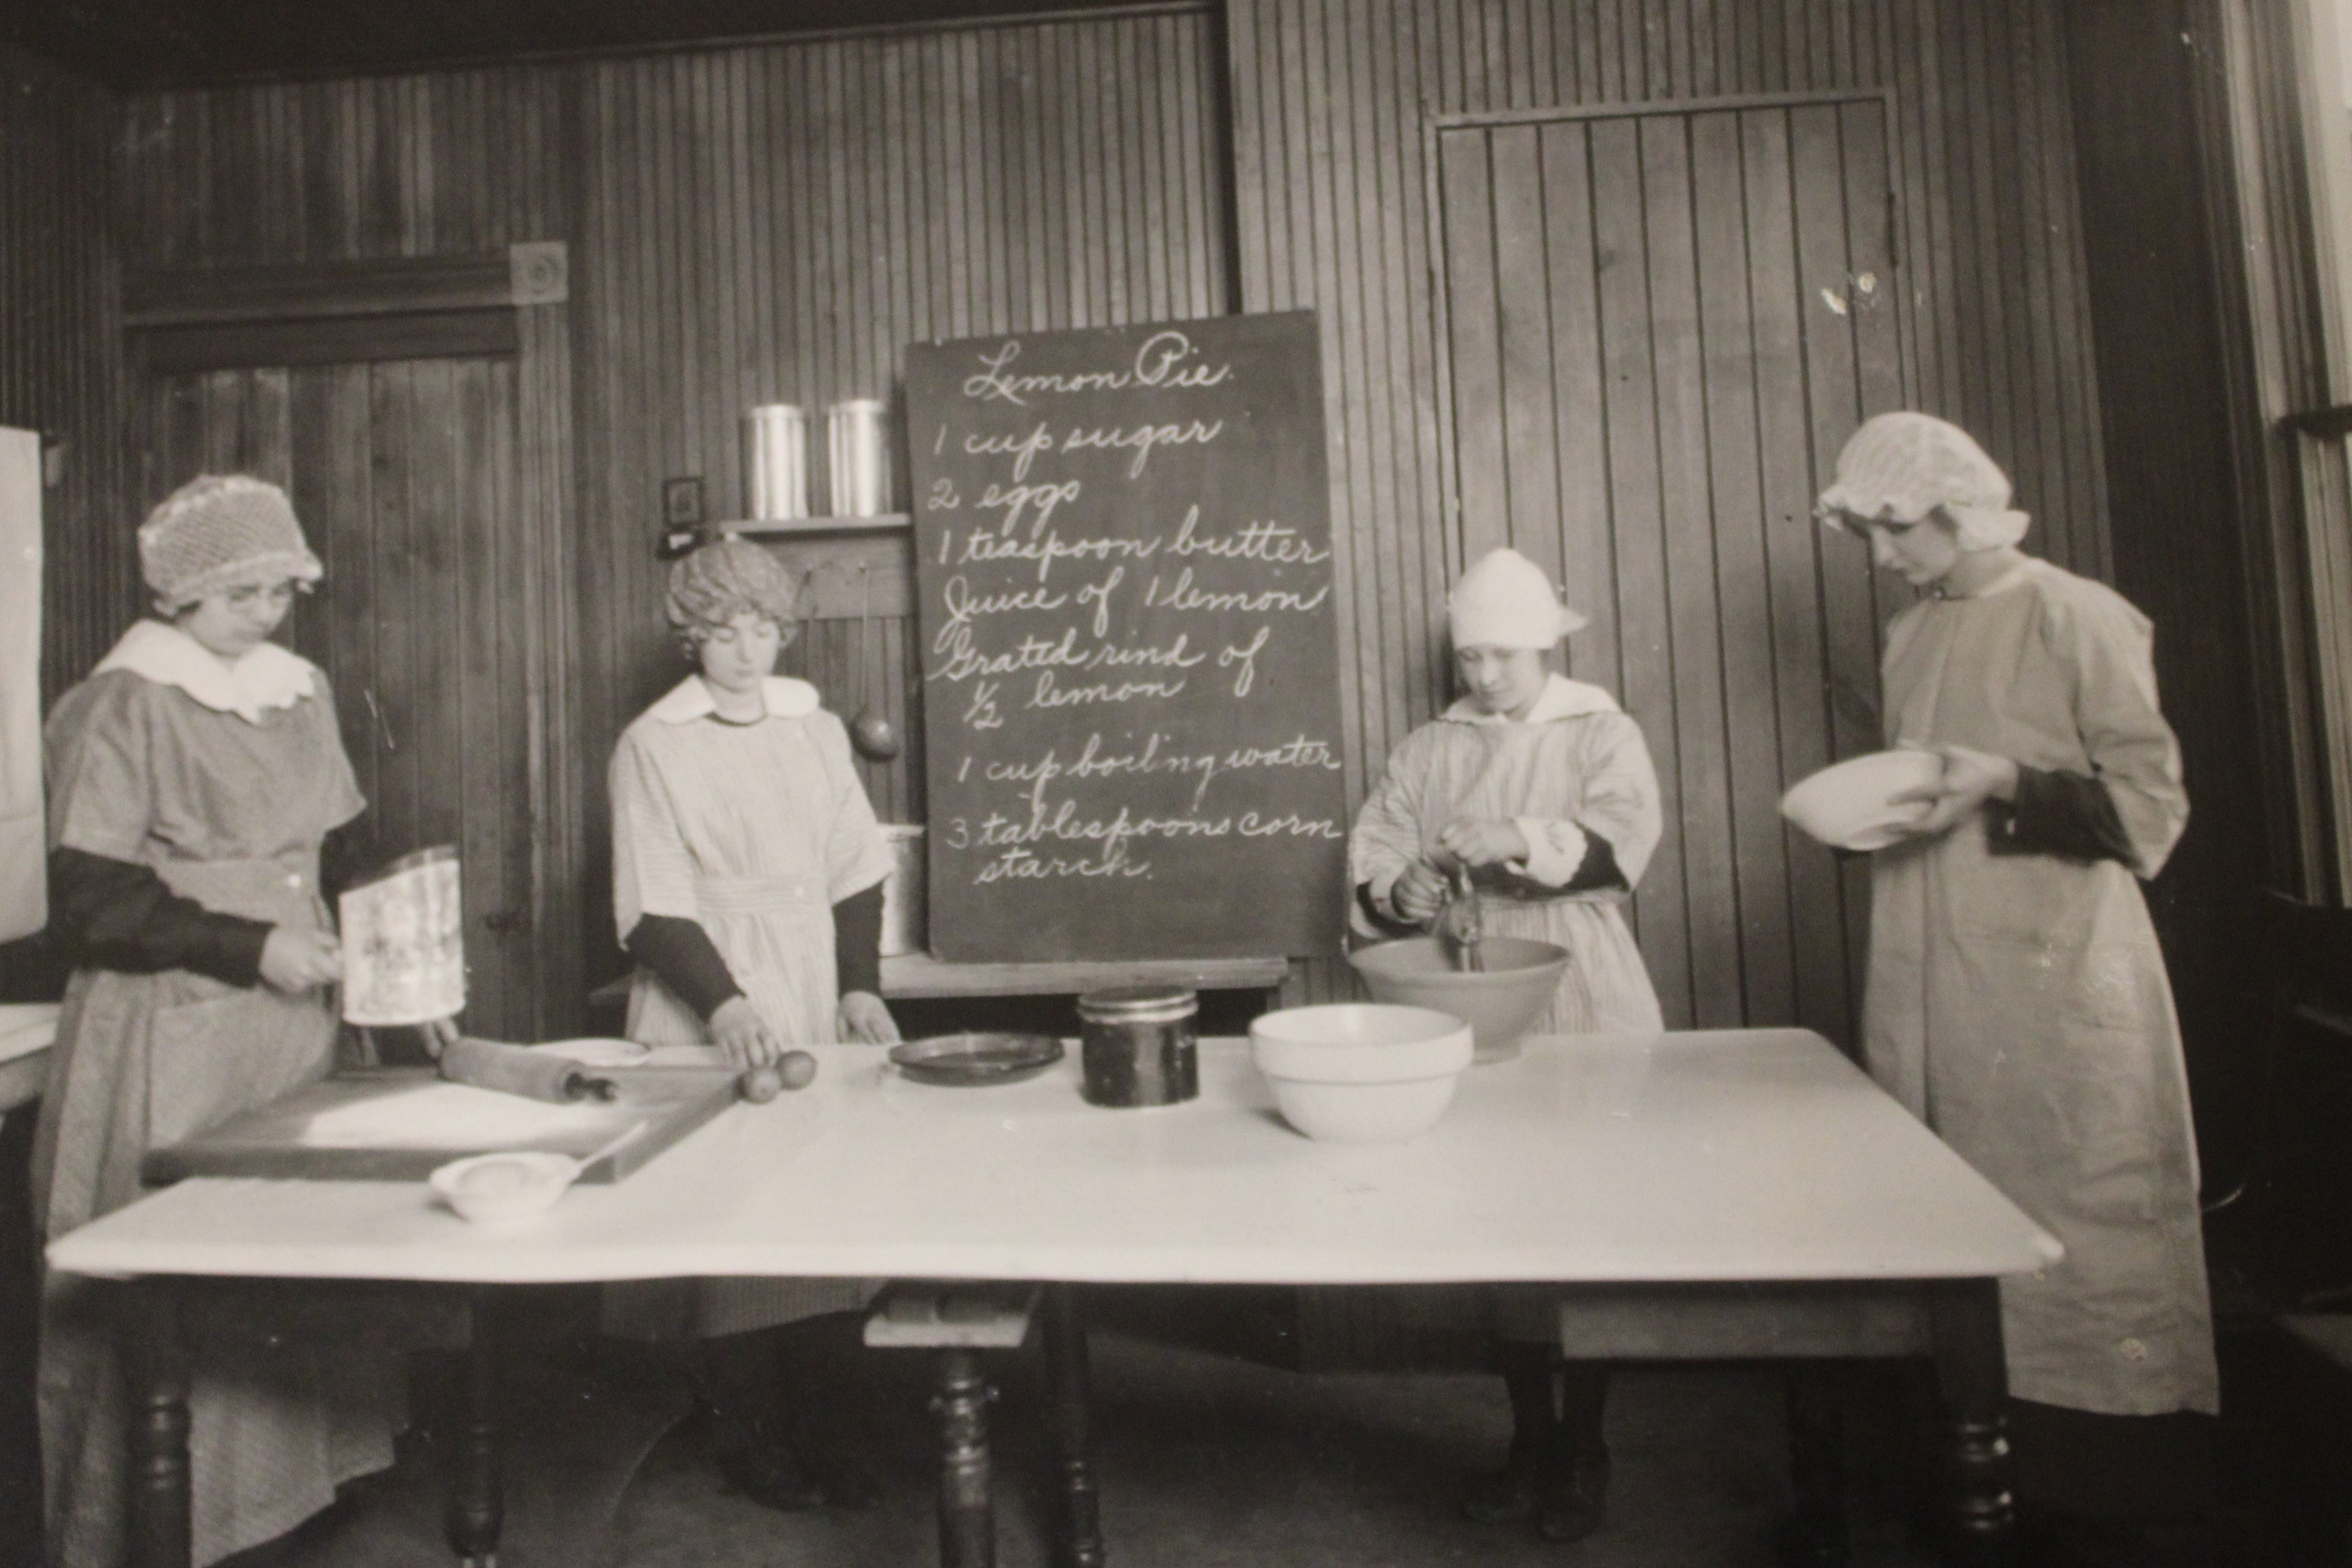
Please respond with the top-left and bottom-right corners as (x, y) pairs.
(889, 1032), (1065, 1087)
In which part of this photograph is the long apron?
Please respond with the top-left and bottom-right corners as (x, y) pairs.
(605, 870), (875, 1337)
(1349, 681), (1667, 1340)
(603, 700), (893, 1340)
(1864, 564), (2216, 1417)
(36, 853), (406, 1568)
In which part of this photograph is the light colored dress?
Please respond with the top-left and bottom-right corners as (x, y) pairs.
(605, 673), (896, 1337)
(1350, 673), (1666, 1035)
(36, 623), (402, 1568)
(1865, 558), (2217, 1417)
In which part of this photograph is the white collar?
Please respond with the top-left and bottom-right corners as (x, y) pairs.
(646, 674), (820, 724)
(93, 620), (318, 724)
(1442, 673), (1621, 726)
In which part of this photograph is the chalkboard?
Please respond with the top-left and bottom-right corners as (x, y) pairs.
(904, 310), (1346, 962)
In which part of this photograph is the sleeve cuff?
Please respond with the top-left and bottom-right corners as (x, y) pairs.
(1508, 818), (1591, 887)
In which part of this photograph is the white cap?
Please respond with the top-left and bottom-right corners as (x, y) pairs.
(1447, 548), (1587, 650)
(1815, 412), (2031, 552)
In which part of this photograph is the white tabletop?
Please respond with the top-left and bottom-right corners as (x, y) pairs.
(46, 1029), (2059, 1288)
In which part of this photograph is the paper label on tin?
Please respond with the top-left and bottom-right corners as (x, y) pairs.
(340, 855), (466, 1025)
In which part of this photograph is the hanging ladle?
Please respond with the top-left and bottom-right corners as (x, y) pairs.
(848, 561), (902, 761)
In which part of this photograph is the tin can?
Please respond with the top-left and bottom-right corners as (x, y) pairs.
(826, 398), (891, 517)
(1077, 984), (1199, 1107)
(744, 404), (809, 521)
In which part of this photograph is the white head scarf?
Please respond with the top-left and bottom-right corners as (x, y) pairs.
(1447, 548), (1587, 650)
(1814, 412), (2031, 552)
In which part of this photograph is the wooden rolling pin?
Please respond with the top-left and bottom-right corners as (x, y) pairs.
(436, 1033), (618, 1104)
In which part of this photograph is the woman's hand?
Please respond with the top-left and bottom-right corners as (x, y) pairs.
(1390, 861), (1450, 922)
(1887, 743), (2021, 839)
(836, 990), (901, 1045)
(709, 996), (784, 1068)
(258, 927), (342, 994)
(1434, 818), (1530, 869)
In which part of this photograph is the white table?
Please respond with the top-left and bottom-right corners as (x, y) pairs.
(50, 1029), (2057, 1567)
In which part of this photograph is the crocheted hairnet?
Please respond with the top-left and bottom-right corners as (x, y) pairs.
(140, 475), (322, 607)
(1447, 547), (1588, 650)
(1814, 412), (2032, 552)
(665, 537), (800, 633)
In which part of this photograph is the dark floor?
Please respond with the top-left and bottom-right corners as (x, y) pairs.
(612, 1327), (1939, 1568)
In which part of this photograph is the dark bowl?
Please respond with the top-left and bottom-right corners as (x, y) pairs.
(888, 1032), (1066, 1087)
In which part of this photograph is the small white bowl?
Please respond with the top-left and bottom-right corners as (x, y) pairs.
(1250, 1003), (1474, 1143)
(428, 1151), (582, 1229)
(1779, 749), (1942, 851)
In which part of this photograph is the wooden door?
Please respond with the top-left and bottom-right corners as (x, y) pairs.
(145, 360), (540, 1042)
(1434, 94), (1907, 1044)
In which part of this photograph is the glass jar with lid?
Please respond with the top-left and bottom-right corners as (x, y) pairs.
(1075, 984), (1199, 1107)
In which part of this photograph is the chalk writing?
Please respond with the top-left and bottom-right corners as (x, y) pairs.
(908, 311), (1344, 960)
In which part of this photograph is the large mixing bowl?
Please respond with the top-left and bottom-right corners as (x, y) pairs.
(1249, 1003), (1474, 1142)
(1346, 935), (1569, 1063)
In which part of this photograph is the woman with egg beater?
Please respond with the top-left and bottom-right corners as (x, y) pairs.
(1349, 546), (1667, 1543)
(605, 536), (901, 1510)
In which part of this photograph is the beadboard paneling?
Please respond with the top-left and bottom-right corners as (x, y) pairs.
(1229, 0), (2112, 1025)
(1, 44), (133, 708)
(117, 7), (1230, 1000)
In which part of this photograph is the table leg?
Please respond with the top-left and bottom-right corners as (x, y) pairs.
(1782, 1361), (1851, 1567)
(1930, 1279), (2015, 1567)
(444, 1289), (503, 1568)
(934, 1348), (996, 1568)
(1042, 1283), (1105, 1568)
(123, 1279), (191, 1568)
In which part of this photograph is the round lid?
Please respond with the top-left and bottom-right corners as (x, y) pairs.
(1077, 983), (1199, 1018)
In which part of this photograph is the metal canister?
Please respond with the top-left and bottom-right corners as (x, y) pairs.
(1076, 984), (1199, 1108)
(826, 398), (891, 517)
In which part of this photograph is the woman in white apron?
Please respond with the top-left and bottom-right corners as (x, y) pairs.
(1350, 547), (1666, 1544)
(1818, 413), (2216, 1565)
(36, 475), (403, 1568)
(606, 537), (899, 1510)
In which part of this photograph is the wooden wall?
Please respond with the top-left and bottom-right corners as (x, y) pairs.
(1227, 0), (2112, 1029)
(113, 7), (1229, 999)
(1, 43), (131, 708)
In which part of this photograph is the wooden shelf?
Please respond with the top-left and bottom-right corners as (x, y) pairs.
(660, 514), (910, 559)
(657, 516), (915, 620)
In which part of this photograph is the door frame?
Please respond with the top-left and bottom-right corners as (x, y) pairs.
(1421, 88), (1907, 586)
(124, 246), (584, 1037)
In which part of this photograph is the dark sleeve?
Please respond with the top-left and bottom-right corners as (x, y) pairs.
(1987, 766), (2137, 866)
(47, 847), (271, 987)
(1557, 830), (1627, 894)
(625, 914), (743, 1020)
(318, 818), (379, 904)
(1486, 829), (1629, 899)
(833, 883), (883, 998)
(1354, 881), (1423, 938)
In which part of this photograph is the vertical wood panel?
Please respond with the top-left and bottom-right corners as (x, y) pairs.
(1232, 0), (2115, 1025)
(3, 45), (134, 709)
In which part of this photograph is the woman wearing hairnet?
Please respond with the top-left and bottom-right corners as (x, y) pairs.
(604, 537), (899, 1510)
(37, 476), (403, 1568)
(1817, 413), (2215, 1566)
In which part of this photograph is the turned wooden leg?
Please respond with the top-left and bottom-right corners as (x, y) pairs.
(444, 1290), (504, 1568)
(934, 1348), (997, 1568)
(1042, 1284), (1105, 1568)
(1782, 1362), (1851, 1567)
(1930, 1279), (2015, 1568)
(123, 1280), (191, 1568)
